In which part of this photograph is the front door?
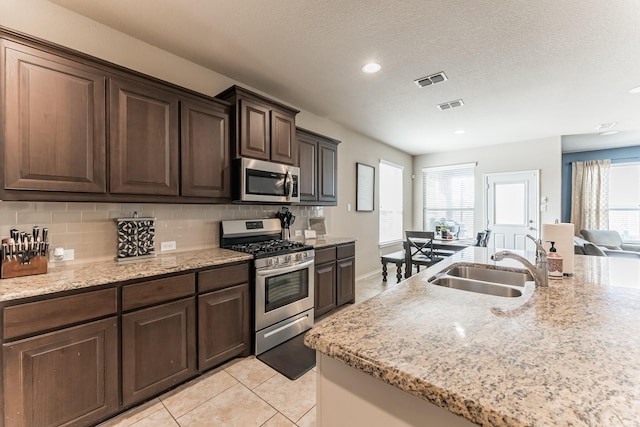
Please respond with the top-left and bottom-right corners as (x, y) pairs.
(484, 170), (539, 251)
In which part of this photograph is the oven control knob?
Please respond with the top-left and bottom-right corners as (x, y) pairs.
(285, 254), (293, 263)
(267, 258), (274, 267)
(295, 253), (302, 261)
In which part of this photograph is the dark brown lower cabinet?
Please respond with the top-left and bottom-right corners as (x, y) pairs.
(314, 243), (356, 318)
(198, 283), (250, 371)
(3, 317), (118, 427)
(315, 261), (337, 317)
(122, 298), (197, 406)
(337, 256), (356, 306)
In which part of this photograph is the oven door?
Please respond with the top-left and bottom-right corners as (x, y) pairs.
(255, 258), (314, 331)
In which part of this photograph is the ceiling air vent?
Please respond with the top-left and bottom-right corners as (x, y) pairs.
(437, 99), (464, 110)
(414, 71), (448, 88)
(597, 122), (617, 130)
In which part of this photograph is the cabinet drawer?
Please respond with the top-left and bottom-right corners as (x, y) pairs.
(122, 274), (195, 311)
(199, 263), (250, 293)
(315, 247), (336, 264)
(337, 243), (355, 259)
(3, 288), (117, 339)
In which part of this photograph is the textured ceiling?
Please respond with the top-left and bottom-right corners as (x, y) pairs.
(49, 0), (640, 155)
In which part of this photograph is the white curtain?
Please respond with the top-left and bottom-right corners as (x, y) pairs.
(571, 159), (610, 232)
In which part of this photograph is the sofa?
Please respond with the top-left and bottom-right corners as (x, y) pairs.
(574, 230), (640, 259)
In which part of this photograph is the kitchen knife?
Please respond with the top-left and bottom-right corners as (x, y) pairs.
(41, 228), (49, 256)
(2, 243), (7, 261)
(9, 238), (16, 260)
(33, 225), (39, 242)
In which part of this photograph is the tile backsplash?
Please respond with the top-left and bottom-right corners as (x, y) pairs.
(0, 202), (324, 264)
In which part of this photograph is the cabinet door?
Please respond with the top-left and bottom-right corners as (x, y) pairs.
(270, 110), (297, 165)
(3, 317), (118, 427)
(198, 283), (250, 371)
(3, 40), (106, 193)
(239, 98), (270, 161)
(318, 140), (338, 202)
(337, 257), (356, 306)
(181, 99), (230, 198)
(298, 135), (318, 202)
(315, 261), (337, 317)
(109, 78), (180, 195)
(122, 298), (196, 406)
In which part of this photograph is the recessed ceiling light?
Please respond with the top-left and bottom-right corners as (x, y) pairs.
(629, 86), (640, 94)
(454, 130), (465, 135)
(361, 63), (381, 73)
(599, 131), (619, 136)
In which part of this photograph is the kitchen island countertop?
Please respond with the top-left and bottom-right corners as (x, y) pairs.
(0, 248), (253, 303)
(305, 247), (640, 426)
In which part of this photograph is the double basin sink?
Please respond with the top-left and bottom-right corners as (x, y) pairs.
(429, 264), (533, 297)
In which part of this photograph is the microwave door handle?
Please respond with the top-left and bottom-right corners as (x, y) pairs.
(284, 170), (292, 201)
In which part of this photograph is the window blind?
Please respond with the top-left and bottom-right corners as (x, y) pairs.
(423, 163), (475, 238)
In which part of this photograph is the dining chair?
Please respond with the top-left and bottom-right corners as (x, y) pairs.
(404, 231), (442, 278)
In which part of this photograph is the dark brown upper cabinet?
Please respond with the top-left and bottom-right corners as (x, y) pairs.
(217, 86), (299, 165)
(2, 39), (107, 193)
(1, 30), (232, 203)
(109, 78), (180, 196)
(297, 127), (340, 205)
(181, 98), (231, 198)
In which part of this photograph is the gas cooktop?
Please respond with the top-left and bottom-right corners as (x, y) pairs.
(220, 219), (313, 259)
(228, 239), (312, 258)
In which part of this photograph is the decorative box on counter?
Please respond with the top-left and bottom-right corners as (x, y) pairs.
(1, 226), (49, 279)
(115, 213), (156, 261)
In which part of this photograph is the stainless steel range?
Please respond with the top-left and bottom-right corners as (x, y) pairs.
(221, 219), (314, 355)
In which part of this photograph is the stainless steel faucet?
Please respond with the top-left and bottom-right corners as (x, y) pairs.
(490, 235), (549, 287)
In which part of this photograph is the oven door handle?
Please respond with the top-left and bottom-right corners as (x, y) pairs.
(256, 258), (314, 276)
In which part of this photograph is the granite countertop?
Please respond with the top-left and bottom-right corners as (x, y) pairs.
(305, 247), (640, 426)
(295, 236), (357, 248)
(0, 248), (253, 303)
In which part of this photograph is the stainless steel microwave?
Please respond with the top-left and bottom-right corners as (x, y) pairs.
(236, 157), (300, 203)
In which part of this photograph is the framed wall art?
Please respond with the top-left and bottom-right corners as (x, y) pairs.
(356, 163), (375, 212)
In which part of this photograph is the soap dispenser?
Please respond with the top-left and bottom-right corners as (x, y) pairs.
(547, 241), (563, 279)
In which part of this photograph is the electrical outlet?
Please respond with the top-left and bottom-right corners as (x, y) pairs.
(161, 241), (177, 251)
(62, 249), (74, 261)
(295, 230), (302, 237)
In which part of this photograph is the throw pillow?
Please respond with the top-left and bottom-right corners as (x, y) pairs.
(583, 243), (607, 257)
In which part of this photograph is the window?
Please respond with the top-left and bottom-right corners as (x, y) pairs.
(609, 162), (640, 241)
(423, 163), (475, 238)
(379, 160), (403, 244)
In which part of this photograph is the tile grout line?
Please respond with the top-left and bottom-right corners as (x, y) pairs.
(158, 400), (180, 427)
(159, 374), (239, 422)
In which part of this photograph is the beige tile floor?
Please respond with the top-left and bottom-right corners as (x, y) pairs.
(99, 271), (398, 427)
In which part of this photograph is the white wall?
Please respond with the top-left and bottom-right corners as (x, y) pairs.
(413, 136), (562, 234)
(0, 0), (413, 276)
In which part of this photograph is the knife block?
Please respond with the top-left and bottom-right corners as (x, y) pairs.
(1, 256), (48, 279)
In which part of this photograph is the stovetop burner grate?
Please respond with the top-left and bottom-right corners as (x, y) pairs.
(228, 239), (312, 258)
